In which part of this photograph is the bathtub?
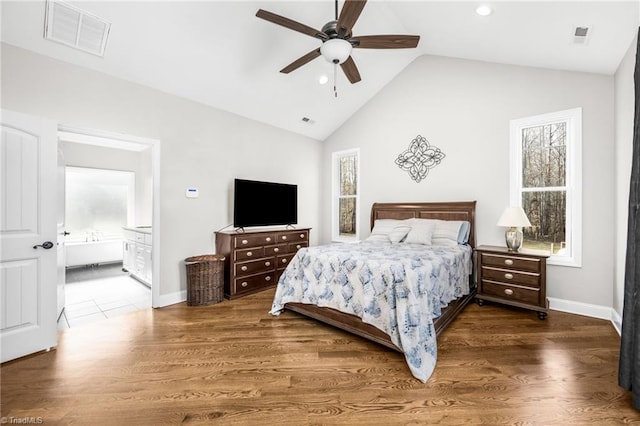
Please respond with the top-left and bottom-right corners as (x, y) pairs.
(65, 239), (123, 267)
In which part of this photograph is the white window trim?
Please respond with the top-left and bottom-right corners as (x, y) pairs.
(509, 107), (582, 267)
(331, 148), (360, 242)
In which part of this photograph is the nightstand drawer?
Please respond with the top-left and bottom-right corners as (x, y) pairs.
(481, 280), (540, 305)
(482, 266), (540, 288)
(480, 252), (541, 273)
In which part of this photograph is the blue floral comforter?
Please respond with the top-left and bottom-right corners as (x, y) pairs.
(270, 241), (473, 382)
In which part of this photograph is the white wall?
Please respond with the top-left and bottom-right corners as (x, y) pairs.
(1, 43), (323, 302)
(614, 33), (638, 321)
(60, 141), (152, 226)
(323, 54), (615, 308)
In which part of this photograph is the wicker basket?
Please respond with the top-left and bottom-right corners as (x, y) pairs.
(185, 254), (225, 306)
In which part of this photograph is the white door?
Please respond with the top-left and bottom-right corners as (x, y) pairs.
(1, 109), (58, 362)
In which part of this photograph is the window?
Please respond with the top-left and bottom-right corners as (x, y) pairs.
(332, 149), (359, 242)
(510, 108), (582, 267)
(65, 167), (135, 242)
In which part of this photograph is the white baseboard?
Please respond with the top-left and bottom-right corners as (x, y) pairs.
(548, 297), (621, 336)
(611, 309), (622, 336)
(154, 290), (187, 308)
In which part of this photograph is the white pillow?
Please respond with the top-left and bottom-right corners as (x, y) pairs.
(367, 219), (411, 243)
(403, 218), (436, 245)
(388, 225), (411, 243)
(432, 220), (470, 246)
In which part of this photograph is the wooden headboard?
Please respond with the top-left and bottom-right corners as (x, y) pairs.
(370, 201), (477, 248)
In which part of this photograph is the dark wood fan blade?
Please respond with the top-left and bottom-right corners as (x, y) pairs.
(352, 35), (420, 49)
(280, 48), (322, 74)
(256, 9), (327, 40)
(337, 0), (367, 37)
(340, 56), (361, 84)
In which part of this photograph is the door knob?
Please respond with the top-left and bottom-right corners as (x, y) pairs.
(33, 241), (54, 249)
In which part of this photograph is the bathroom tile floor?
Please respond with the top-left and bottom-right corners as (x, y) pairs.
(58, 263), (151, 329)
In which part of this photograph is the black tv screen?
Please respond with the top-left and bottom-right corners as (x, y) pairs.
(233, 179), (297, 228)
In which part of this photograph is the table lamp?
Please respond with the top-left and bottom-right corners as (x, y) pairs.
(497, 206), (532, 251)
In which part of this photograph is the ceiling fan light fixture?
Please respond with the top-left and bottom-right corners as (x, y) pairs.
(476, 5), (493, 16)
(320, 38), (352, 64)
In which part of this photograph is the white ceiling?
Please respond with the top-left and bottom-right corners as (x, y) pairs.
(2, 1), (638, 141)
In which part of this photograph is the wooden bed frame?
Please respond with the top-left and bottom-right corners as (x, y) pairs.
(285, 201), (477, 352)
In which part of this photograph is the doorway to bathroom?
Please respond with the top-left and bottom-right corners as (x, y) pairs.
(57, 127), (159, 328)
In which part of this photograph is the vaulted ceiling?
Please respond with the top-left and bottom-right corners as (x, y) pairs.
(1, 1), (638, 140)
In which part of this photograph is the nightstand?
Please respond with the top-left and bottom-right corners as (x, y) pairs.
(475, 245), (550, 319)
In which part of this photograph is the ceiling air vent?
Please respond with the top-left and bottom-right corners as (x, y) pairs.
(44, 0), (111, 57)
(572, 26), (591, 45)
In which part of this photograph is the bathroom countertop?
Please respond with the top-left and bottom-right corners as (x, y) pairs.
(123, 226), (152, 234)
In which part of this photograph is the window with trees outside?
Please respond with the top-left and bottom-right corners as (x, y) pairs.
(509, 108), (582, 267)
(332, 148), (359, 242)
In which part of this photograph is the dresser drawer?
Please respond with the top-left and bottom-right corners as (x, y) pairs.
(480, 252), (541, 273)
(234, 234), (276, 248)
(277, 230), (309, 243)
(234, 272), (276, 295)
(236, 247), (264, 261)
(482, 266), (540, 288)
(481, 280), (541, 305)
(235, 257), (276, 277)
(288, 241), (308, 253)
(265, 244), (287, 256)
(276, 254), (294, 269)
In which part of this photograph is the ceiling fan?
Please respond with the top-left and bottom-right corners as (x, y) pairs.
(256, 0), (420, 85)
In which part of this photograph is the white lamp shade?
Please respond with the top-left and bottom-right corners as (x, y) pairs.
(320, 38), (352, 64)
(497, 206), (532, 227)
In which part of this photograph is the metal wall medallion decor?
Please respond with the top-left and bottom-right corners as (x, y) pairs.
(395, 135), (446, 183)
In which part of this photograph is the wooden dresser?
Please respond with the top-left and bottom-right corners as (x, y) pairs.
(475, 245), (550, 319)
(215, 228), (310, 299)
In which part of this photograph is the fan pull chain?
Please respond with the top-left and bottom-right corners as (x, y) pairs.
(333, 64), (338, 98)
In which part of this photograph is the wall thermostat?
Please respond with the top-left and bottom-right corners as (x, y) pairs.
(186, 188), (199, 198)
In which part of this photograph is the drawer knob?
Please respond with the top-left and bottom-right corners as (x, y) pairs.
(296, 245), (301, 249)
(241, 266), (248, 271)
(282, 258), (287, 263)
(265, 276), (271, 281)
(241, 239), (248, 245)
(247, 251), (253, 257)
(504, 288), (514, 296)
(504, 273), (514, 280)
(265, 261), (271, 266)
(274, 247), (280, 252)
(266, 237), (272, 242)
(282, 236), (287, 240)
(241, 281), (248, 288)
(300, 234), (305, 238)
(504, 259), (514, 266)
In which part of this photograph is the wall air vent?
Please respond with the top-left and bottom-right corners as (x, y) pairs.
(572, 26), (591, 45)
(44, 0), (111, 57)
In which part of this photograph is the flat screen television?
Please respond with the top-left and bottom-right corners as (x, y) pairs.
(233, 179), (297, 228)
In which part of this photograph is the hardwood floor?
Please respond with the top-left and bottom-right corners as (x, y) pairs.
(1, 288), (637, 425)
